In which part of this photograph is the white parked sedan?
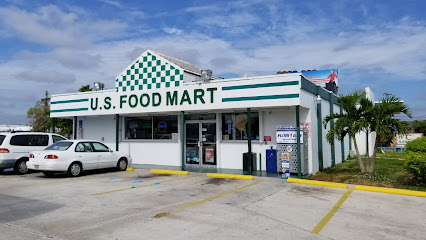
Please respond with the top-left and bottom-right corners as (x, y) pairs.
(27, 140), (132, 177)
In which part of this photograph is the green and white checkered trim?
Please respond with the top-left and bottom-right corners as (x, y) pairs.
(115, 51), (184, 92)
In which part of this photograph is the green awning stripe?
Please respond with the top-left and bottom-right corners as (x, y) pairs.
(222, 94), (299, 102)
(222, 81), (299, 91)
(51, 108), (89, 113)
(51, 99), (89, 104)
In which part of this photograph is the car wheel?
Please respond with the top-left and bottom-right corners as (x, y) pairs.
(43, 171), (55, 177)
(67, 162), (82, 177)
(116, 158), (128, 171)
(14, 159), (29, 174)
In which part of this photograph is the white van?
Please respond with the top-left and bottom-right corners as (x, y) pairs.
(0, 132), (67, 174)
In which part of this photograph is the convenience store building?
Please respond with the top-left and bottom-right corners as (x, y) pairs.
(50, 50), (350, 176)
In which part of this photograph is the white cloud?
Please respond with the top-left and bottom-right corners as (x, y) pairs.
(99, 0), (122, 8)
(0, 5), (127, 48)
(16, 69), (76, 84)
(162, 27), (183, 35)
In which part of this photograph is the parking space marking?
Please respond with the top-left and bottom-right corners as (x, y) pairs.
(178, 180), (266, 210)
(92, 176), (197, 195)
(311, 188), (354, 234)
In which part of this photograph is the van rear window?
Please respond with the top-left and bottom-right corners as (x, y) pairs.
(10, 135), (49, 146)
(0, 135), (5, 146)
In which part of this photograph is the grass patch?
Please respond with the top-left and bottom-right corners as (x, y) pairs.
(309, 152), (426, 191)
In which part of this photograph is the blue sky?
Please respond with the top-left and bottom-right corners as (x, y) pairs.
(0, 0), (425, 124)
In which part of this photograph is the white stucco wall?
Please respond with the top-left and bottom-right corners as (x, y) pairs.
(121, 141), (181, 166)
(76, 115), (116, 149)
(321, 99), (332, 168)
(299, 90), (318, 173)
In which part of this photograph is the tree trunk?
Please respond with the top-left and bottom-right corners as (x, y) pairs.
(366, 130), (370, 172)
(369, 139), (379, 172)
(353, 137), (365, 172)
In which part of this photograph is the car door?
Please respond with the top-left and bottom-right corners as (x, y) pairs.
(75, 142), (97, 170)
(90, 142), (116, 168)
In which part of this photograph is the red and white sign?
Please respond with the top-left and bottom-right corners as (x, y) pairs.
(396, 133), (423, 146)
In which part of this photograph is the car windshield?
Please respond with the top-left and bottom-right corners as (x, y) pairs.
(44, 141), (73, 151)
(0, 135), (5, 146)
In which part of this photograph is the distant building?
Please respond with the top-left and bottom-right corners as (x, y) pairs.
(0, 125), (32, 132)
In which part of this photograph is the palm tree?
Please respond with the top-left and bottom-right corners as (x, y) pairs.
(367, 95), (412, 172)
(323, 91), (373, 172)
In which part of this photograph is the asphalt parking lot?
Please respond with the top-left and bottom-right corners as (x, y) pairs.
(1, 169), (425, 240)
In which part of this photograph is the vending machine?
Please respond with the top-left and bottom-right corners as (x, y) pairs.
(276, 126), (309, 175)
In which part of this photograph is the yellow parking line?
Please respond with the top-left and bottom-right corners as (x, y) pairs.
(92, 176), (197, 196)
(311, 188), (354, 234)
(206, 173), (254, 180)
(355, 185), (426, 197)
(150, 169), (189, 175)
(178, 180), (266, 210)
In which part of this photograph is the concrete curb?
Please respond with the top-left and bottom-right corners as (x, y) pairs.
(206, 173), (254, 180)
(150, 169), (189, 175)
(355, 185), (426, 197)
(287, 178), (348, 189)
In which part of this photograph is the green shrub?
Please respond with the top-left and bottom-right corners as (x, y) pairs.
(405, 136), (426, 152)
(403, 151), (426, 184)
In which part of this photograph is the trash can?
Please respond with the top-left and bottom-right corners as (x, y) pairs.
(243, 152), (257, 171)
(266, 147), (277, 173)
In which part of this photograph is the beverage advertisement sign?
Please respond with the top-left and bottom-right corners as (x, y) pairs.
(301, 69), (339, 88)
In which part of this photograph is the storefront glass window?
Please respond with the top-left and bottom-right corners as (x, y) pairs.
(221, 112), (259, 140)
(125, 116), (178, 140)
(125, 116), (152, 139)
(153, 116), (178, 139)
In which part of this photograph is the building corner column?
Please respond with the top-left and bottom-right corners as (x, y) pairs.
(115, 114), (119, 151)
(180, 111), (185, 171)
(296, 105), (301, 178)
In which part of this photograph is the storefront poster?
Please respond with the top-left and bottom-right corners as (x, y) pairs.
(276, 130), (303, 144)
(77, 120), (83, 139)
(300, 122), (310, 137)
(204, 147), (215, 163)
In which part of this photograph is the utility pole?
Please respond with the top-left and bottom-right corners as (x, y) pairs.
(41, 91), (50, 107)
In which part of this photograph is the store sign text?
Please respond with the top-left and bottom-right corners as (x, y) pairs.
(90, 88), (217, 111)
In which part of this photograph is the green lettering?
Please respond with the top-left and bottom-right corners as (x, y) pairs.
(207, 88), (217, 103)
(129, 94), (138, 108)
(140, 93), (150, 107)
(166, 91), (178, 106)
(152, 93), (161, 107)
(120, 95), (127, 109)
(180, 90), (192, 105)
(91, 98), (98, 110)
(194, 89), (205, 104)
(104, 97), (111, 110)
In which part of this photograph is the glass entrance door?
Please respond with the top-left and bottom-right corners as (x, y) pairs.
(185, 123), (200, 164)
(185, 121), (216, 166)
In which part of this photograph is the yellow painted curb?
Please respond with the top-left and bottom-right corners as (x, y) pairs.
(150, 169), (189, 175)
(287, 178), (348, 189)
(355, 185), (426, 197)
(206, 173), (254, 180)
(126, 167), (135, 171)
